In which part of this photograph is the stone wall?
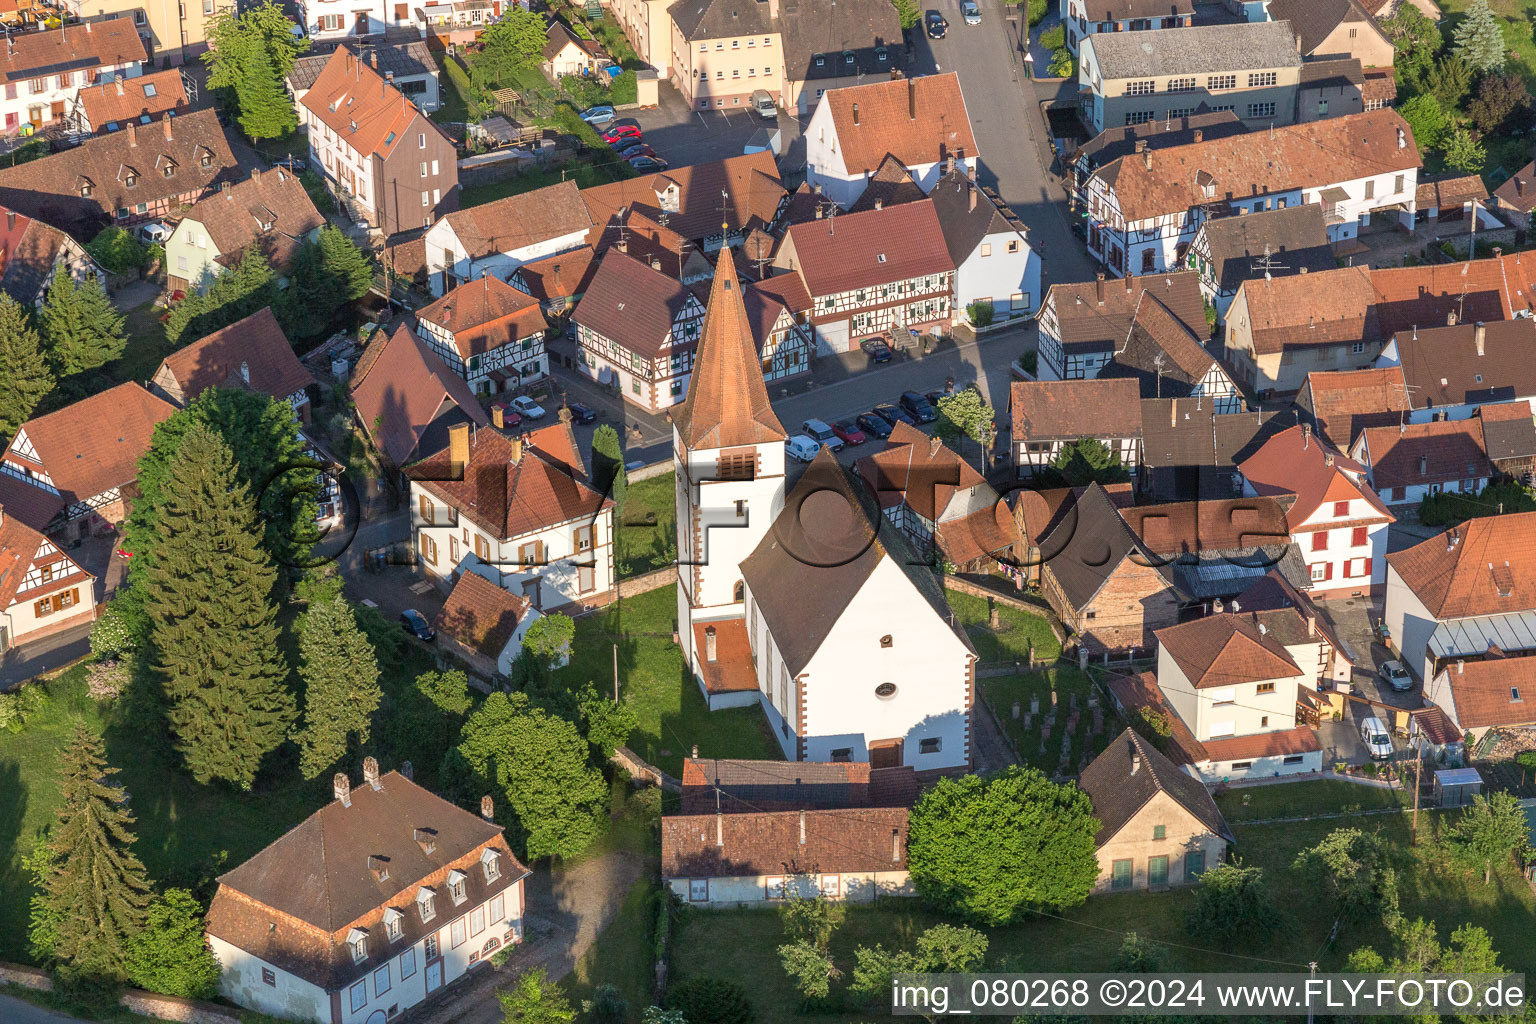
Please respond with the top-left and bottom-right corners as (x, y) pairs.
(0, 962), (53, 991)
(617, 565), (674, 599)
(118, 990), (243, 1024)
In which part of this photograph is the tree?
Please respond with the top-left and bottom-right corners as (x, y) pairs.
(143, 422), (295, 788)
(1293, 828), (1400, 930)
(1113, 932), (1163, 973)
(204, 1), (307, 139)
(890, 0), (920, 29)
(522, 612), (575, 670)
(36, 722), (152, 981)
(1382, 4), (1441, 85)
(966, 300), (995, 327)
(40, 265), (125, 381)
(907, 767), (1099, 924)
(935, 388), (997, 458)
(590, 424), (628, 509)
(1426, 55), (1474, 111)
(294, 597), (382, 779)
(455, 692), (607, 860)
(124, 889), (222, 998)
(469, 10), (551, 85)
(1468, 71), (1533, 134)
(0, 292), (54, 437)
(23, 831), (62, 962)
(778, 880), (847, 950)
(499, 967), (576, 1024)
(86, 226), (149, 275)
(779, 939), (836, 1002)
(1398, 95), (1449, 153)
(588, 985), (629, 1024)
(279, 226), (373, 339)
(418, 668), (473, 717)
(1044, 437), (1129, 487)
(1452, 0), (1506, 74)
(576, 682), (638, 760)
(1452, 791), (1529, 884)
(850, 924), (988, 1000)
(664, 977), (754, 1024)
(1443, 125), (1487, 174)
(1186, 860), (1278, 941)
(165, 246), (277, 345)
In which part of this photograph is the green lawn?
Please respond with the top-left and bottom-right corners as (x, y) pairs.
(1439, 0), (1536, 91)
(1215, 779), (1410, 822)
(556, 584), (780, 778)
(944, 587), (1062, 665)
(562, 878), (659, 1019)
(432, 52), (476, 123)
(459, 157), (637, 208)
(616, 472), (677, 578)
(979, 667), (1109, 774)
(107, 301), (175, 385)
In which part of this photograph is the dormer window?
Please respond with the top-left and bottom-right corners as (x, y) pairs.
(200, 150), (212, 168)
(347, 928), (368, 964)
(78, 180), (93, 197)
(876, 46), (888, 62)
(447, 869), (467, 904)
(481, 848), (501, 883)
(416, 887), (437, 922)
(125, 172), (137, 187)
(844, 50), (855, 65)
(162, 162), (176, 178)
(383, 907), (404, 941)
(814, 53), (825, 67)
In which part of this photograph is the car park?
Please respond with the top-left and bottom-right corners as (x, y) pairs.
(1380, 660), (1414, 692)
(400, 609), (435, 642)
(900, 391), (937, 423)
(750, 88), (777, 119)
(511, 395), (546, 419)
(566, 402), (598, 424)
(831, 419), (868, 446)
(925, 9), (947, 37)
(785, 435), (820, 462)
(874, 403), (916, 427)
(618, 144), (658, 160)
(861, 336), (892, 363)
(801, 418), (843, 451)
(961, 0), (980, 24)
(490, 401), (523, 428)
(628, 156), (669, 171)
(856, 412), (893, 439)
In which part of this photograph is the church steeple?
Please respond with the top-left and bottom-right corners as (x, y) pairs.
(672, 246), (786, 450)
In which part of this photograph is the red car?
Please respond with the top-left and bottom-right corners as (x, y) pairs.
(601, 124), (642, 143)
(490, 401), (523, 428)
(830, 419), (868, 446)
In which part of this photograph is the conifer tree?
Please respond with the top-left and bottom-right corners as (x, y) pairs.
(1452, 0), (1506, 75)
(294, 596), (382, 779)
(237, 43), (298, 140)
(39, 721), (152, 981)
(40, 265), (126, 379)
(144, 421), (294, 788)
(0, 292), (54, 436)
(317, 224), (373, 301)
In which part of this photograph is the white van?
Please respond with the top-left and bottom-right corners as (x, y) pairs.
(1359, 716), (1392, 760)
(750, 89), (776, 119)
(785, 435), (820, 462)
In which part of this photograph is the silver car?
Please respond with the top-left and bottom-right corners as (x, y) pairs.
(1379, 660), (1413, 692)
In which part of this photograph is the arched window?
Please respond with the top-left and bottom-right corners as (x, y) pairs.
(880, 634), (893, 648)
(733, 580), (745, 603)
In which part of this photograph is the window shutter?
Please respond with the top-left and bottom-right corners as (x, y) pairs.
(1323, 562), (1333, 581)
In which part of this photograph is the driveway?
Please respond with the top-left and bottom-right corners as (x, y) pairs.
(626, 82), (804, 173)
(0, 996), (90, 1024)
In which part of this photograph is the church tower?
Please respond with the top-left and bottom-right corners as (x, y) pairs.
(672, 246), (786, 679)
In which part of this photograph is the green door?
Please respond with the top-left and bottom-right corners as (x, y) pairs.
(1185, 849), (1206, 881)
(1111, 859), (1133, 890)
(1148, 855), (1169, 887)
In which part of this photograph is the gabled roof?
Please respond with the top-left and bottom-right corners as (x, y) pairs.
(668, 0), (772, 39)
(439, 180), (592, 261)
(1358, 419), (1491, 490)
(158, 307), (314, 404)
(300, 48), (441, 160)
(349, 323), (489, 466)
(181, 167), (324, 268)
(1139, 397), (1217, 470)
(1038, 482), (1170, 609)
(0, 508), (92, 609)
(819, 73), (978, 175)
(1387, 511), (1536, 619)
(661, 807), (909, 879)
(1475, 402), (1536, 462)
(1155, 613), (1302, 688)
(848, 153), (928, 214)
(434, 569), (528, 658)
(857, 419), (986, 521)
(1390, 318), (1536, 410)
(580, 152), (783, 242)
(1083, 20), (1301, 79)
(510, 245), (598, 305)
(1197, 204), (1333, 296)
(1428, 654), (1536, 729)
(679, 758), (886, 813)
(3, 383), (174, 504)
(1298, 366), (1412, 448)
(673, 250), (785, 450)
(542, 20), (603, 60)
(1120, 496), (1293, 556)
(1010, 378), (1143, 441)
(1076, 0), (1192, 19)
(406, 421), (609, 540)
(1078, 728), (1233, 847)
(1371, 259), (1513, 338)
(416, 275), (549, 359)
(1267, 0), (1382, 56)
(76, 68), (188, 129)
(927, 166), (1025, 267)
(1416, 173), (1487, 212)
(779, 198), (951, 297)
(1100, 292), (1219, 400)
(0, 207), (82, 307)
(288, 40), (437, 92)
(1238, 424), (1393, 524)
(571, 249), (698, 359)
(1044, 270), (1205, 351)
(1492, 158), (1536, 214)
(0, 19), (144, 80)
(1072, 111), (1246, 174)
(0, 474), (65, 532)
(1236, 266), (1379, 355)
(778, 0), (903, 83)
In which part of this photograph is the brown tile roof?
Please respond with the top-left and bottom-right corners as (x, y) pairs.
(440, 180), (593, 262)
(416, 275), (549, 360)
(821, 73), (978, 176)
(0, 19), (144, 81)
(0, 106), (241, 237)
(780, 199), (951, 298)
(1237, 266), (1379, 355)
(1010, 378), (1143, 441)
(350, 322), (489, 466)
(1078, 727), (1232, 847)
(4, 383), (174, 505)
(1492, 159), (1536, 214)
(1475, 402), (1536, 462)
(407, 421), (609, 540)
(1098, 111), (1420, 222)
(572, 249), (699, 360)
(434, 570), (528, 658)
(1199, 726), (1321, 762)
(1120, 497), (1293, 556)
(1139, 397), (1216, 472)
(0, 474), (64, 531)
(0, 508), (91, 609)
(0, 207), (81, 308)
(1361, 67), (1397, 104)
(1238, 424), (1393, 524)
(1358, 419), (1490, 491)
(1044, 270), (1205, 351)
(158, 307), (314, 404)
(660, 807), (909, 879)
(1078, 0), (1192, 17)
(580, 153), (784, 242)
(1232, 569), (1340, 648)
(1267, 0), (1379, 55)
(1299, 56), (1366, 88)
(1100, 292), (1219, 400)
(857, 420), (985, 519)
(1370, 259), (1513, 338)
(182, 167), (324, 269)
(1386, 511), (1536, 618)
(300, 48), (441, 161)
(691, 618), (758, 696)
(1389, 318), (1536, 411)
(1156, 613), (1302, 687)
(1197, 204), (1334, 297)
(778, 0), (903, 84)
(1105, 670), (1207, 764)
(848, 153), (927, 214)
(680, 759), (872, 814)
(208, 770), (527, 990)
(511, 245), (598, 305)
(77, 68), (188, 130)
(933, 505), (1023, 566)
(928, 166), (1025, 268)
(1072, 111), (1246, 175)
(542, 20), (603, 59)
(1433, 655), (1536, 729)
(1298, 366), (1412, 448)
(673, 250), (786, 450)
(668, 0), (771, 39)
(1039, 482), (1172, 609)
(1415, 173), (1487, 212)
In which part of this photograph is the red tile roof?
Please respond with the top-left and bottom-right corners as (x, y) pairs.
(1358, 418), (1491, 491)
(779, 199), (952, 298)
(580, 152), (783, 242)
(1156, 613), (1302, 688)
(434, 570), (528, 657)
(0, 19), (144, 80)
(1010, 378), (1143, 441)
(3, 383), (174, 505)
(1238, 424), (1393, 525)
(1105, 670), (1207, 764)
(1370, 259), (1514, 337)
(158, 306), (313, 404)
(1237, 266), (1379, 355)
(1436, 656), (1536, 729)
(0, 508), (92, 609)
(692, 619), (757, 696)
(1198, 726), (1321, 762)
(76, 67), (187, 129)
(857, 420), (984, 520)
(300, 48), (441, 160)
(661, 808), (909, 879)
(416, 275), (548, 360)
(1120, 497), (1293, 555)
(822, 73), (978, 176)
(350, 323), (489, 466)
(511, 245), (598, 305)
(1386, 511), (1536, 618)
(1300, 366), (1413, 447)
(438, 180), (592, 262)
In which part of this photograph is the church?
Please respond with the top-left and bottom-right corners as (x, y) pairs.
(672, 249), (977, 773)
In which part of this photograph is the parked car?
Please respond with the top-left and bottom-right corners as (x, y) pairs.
(490, 401), (523, 428)
(874, 403), (916, 427)
(511, 395), (546, 419)
(614, 140), (653, 158)
(856, 412), (893, 439)
(861, 336), (892, 363)
(961, 0), (980, 24)
(1379, 660), (1414, 692)
(925, 9), (947, 37)
(900, 391), (937, 423)
(601, 124), (642, 143)
(628, 156), (670, 172)
(785, 434), (821, 462)
(925, 390), (947, 409)
(581, 105), (616, 125)
(830, 419), (868, 446)
(138, 221), (172, 245)
(1359, 715), (1392, 760)
(566, 402), (598, 424)
(400, 609), (436, 642)
(801, 417), (843, 451)
(750, 88), (777, 119)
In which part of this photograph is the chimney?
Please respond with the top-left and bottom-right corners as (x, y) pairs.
(1193, 129), (1203, 143)
(716, 811), (724, 847)
(852, 102), (859, 126)
(333, 772), (351, 807)
(115, 79), (123, 96)
(1213, 597), (1224, 614)
(1494, 247), (1503, 258)
(363, 756), (381, 790)
(1420, 454), (1429, 475)
(222, 181), (232, 197)
(1133, 139), (1147, 154)
(492, 404), (504, 429)
(127, 121), (136, 147)
(1447, 311), (1457, 327)
(650, 256), (662, 271)
(799, 810), (806, 845)
(1142, 146), (1152, 171)
(813, 183), (821, 196)
(1324, 452), (1334, 468)
(448, 423), (470, 476)
(891, 828), (900, 863)
(1306, 614), (1316, 637)
(1475, 321), (1486, 356)
(705, 624), (717, 662)
(908, 76), (916, 120)
(929, 434), (941, 457)
(814, 204), (823, 220)
(969, 183), (977, 212)
(1302, 422), (1311, 450)
(239, 361), (250, 383)
(4, 210), (12, 230)
(1299, 266), (1308, 274)
(1130, 748), (1141, 774)
(1457, 659), (1464, 674)
(1518, 178), (1527, 198)
(480, 795), (494, 820)
(163, 117), (172, 141)
(1125, 271), (1134, 293)
(874, 197), (883, 211)
(509, 437), (523, 464)
(1095, 271), (1105, 304)
(401, 760), (413, 780)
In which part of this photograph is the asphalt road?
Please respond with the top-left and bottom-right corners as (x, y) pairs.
(0, 995), (90, 1024)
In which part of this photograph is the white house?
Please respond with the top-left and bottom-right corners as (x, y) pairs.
(1035, 270), (1207, 381)
(407, 420), (615, 614)
(299, 0), (415, 41)
(164, 167), (325, 295)
(804, 73), (978, 210)
(414, 275), (552, 395)
(1154, 613), (1324, 781)
(433, 568), (543, 676)
(928, 164), (1039, 322)
(1010, 378), (1144, 477)
(1348, 419), (1492, 508)
(1385, 511), (1536, 683)
(1378, 318), (1536, 424)
(423, 180), (592, 296)
(0, 507), (97, 653)
(1423, 655), (1536, 737)
(0, 20), (144, 135)
(288, 41), (442, 115)
(206, 764), (528, 1024)
(1082, 111), (1420, 277)
(1060, 0), (1193, 54)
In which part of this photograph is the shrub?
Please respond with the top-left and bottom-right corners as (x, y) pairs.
(1021, 350), (1038, 376)
(1040, 23), (1065, 49)
(589, 983), (628, 1024)
(89, 602), (140, 659)
(85, 659), (129, 702)
(610, 69), (637, 105)
(966, 300), (995, 327)
(665, 976), (755, 1024)
(86, 226), (149, 276)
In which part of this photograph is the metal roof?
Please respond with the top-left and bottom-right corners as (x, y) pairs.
(1433, 767), (1483, 787)
(1427, 611), (1536, 660)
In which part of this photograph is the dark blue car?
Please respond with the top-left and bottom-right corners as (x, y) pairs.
(856, 412), (893, 439)
(566, 402), (598, 424)
(400, 609), (435, 642)
(873, 403), (916, 427)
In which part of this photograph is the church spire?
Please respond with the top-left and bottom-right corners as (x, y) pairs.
(672, 246), (786, 450)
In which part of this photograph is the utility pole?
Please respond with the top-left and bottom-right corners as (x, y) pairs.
(1411, 731), (1423, 842)
(612, 642), (619, 702)
(1307, 961), (1318, 1024)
